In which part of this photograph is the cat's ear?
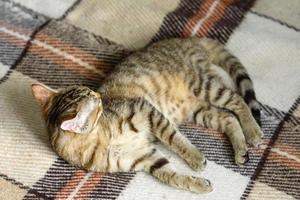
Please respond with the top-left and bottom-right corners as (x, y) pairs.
(60, 117), (82, 133)
(31, 83), (56, 107)
(60, 98), (101, 134)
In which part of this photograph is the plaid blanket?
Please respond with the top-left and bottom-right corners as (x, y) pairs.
(0, 0), (299, 199)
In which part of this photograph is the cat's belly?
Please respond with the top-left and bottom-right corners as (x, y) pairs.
(108, 130), (155, 172)
(157, 94), (198, 124)
(142, 73), (199, 124)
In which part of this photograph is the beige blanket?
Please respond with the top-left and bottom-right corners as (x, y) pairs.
(0, 0), (299, 199)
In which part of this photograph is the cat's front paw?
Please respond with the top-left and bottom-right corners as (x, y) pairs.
(188, 176), (213, 193)
(235, 149), (249, 166)
(244, 123), (264, 147)
(185, 147), (207, 171)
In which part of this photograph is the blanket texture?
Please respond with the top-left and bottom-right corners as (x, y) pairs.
(0, 0), (299, 199)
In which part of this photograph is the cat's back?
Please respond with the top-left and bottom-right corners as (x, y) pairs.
(99, 37), (209, 96)
(120, 37), (208, 71)
(98, 37), (211, 123)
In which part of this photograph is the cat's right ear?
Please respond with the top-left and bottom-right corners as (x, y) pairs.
(31, 83), (57, 107)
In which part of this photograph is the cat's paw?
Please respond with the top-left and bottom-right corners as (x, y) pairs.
(242, 119), (264, 147)
(188, 176), (213, 193)
(185, 147), (207, 171)
(235, 149), (249, 166)
(244, 125), (264, 147)
(234, 140), (249, 166)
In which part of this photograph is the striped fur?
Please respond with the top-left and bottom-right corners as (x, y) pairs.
(197, 37), (262, 126)
(32, 37), (263, 193)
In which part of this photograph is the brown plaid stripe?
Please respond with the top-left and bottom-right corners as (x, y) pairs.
(24, 158), (135, 199)
(153, 0), (255, 43)
(0, 0), (47, 84)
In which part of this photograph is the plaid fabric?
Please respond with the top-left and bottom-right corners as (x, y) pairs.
(0, 0), (299, 199)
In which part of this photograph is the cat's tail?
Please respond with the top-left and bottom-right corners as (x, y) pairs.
(198, 37), (261, 126)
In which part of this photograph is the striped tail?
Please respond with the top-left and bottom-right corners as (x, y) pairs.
(198, 37), (261, 126)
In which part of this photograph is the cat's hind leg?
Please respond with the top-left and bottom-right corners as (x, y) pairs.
(196, 75), (263, 147)
(132, 148), (212, 193)
(197, 37), (261, 126)
(206, 85), (263, 147)
(190, 102), (249, 165)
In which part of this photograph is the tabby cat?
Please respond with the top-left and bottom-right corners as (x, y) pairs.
(32, 37), (263, 193)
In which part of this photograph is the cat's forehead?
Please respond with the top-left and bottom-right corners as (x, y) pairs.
(59, 86), (91, 97)
(53, 86), (101, 106)
(49, 86), (91, 107)
(46, 86), (93, 124)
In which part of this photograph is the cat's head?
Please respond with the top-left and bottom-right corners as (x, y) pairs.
(31, 84), (103, 134)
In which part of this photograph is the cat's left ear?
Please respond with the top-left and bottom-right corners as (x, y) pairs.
(31, 83), (57, 107)
(60, 98), (101, 134)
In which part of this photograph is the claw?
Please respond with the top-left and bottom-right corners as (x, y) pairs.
(205, 179), (211, 186)
(235, 151), (249, 166)
(243, 152), (249, 163)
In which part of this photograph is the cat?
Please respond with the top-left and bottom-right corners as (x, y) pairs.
(31, 37), (263, 193)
